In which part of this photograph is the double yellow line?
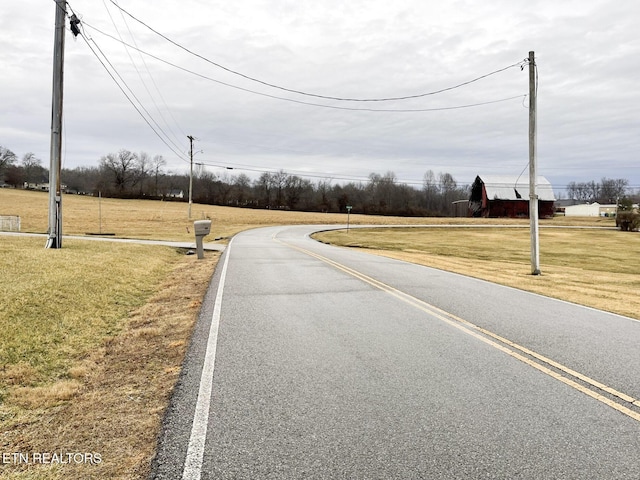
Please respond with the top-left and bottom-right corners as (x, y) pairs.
(281, 238), (640, 424)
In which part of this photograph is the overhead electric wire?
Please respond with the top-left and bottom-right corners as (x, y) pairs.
(197, 159), (639, 192)
(195, 159), (428, 186)
(107, 0), (528, 103)
(66, 1), (190, 163)
(67, 0), (534, 185)
(105, 0), (188, 152)
(84, 22), (528, 113)
(75, 29), (189, 162)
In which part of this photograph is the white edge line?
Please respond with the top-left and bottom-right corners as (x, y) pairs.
(182, 239), (232, 480)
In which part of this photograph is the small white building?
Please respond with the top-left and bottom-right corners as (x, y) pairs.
(564, 202), (617, 217)
(24, 182), (68, 192)
(167, 189), (185, 199)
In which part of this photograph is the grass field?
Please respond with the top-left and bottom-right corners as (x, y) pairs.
(0, 238), (208, 479)
(0, 188), (487, 242)
(313, 226), (639, 319)
(0, 188), (634, 478)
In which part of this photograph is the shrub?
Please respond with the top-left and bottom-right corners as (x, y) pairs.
(616, 211), (640, 231)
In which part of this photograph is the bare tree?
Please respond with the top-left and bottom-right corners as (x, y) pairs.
(599, 177), (628, 203)
(214, 172), (234, 205)
(567, 178), (628, 204)
(134, 151), (152, 194)
(152, 154), (166, 196)
(21, 152), (44, 186)
(194, 169), (217, 203)
(379, 171), (397, 211)
(316, 180), (333, 211)
(4, 165), (24, 187)
(232, 173), (252, 206)
(567, 181), (591, 202)
(100, 149), (138, 194)
(366, 173), (382, 212)
(62, 166), (100, 194)
(0, 146), (17, 179)
(423, 170), (438, 213)
(587, 181), (600, 203)
(273, 170), (289, 207)
(255, 172), (274, 207)
(285, 175), (311, 209)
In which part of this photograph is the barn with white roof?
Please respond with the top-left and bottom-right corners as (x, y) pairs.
(469, 175), (556, 218)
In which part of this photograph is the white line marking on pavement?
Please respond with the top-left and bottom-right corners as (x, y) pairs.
(182, 240), (233, 480)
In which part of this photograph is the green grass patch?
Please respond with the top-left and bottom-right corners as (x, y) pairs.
(0, 237), (178, 392)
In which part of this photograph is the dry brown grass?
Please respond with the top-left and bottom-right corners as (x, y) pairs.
(1, 188), (480, 242)
(0, 236), (218, 479)
(0, 188), (612, 241)
(0, 188), (631, 478)
(313, 225), (640, 319)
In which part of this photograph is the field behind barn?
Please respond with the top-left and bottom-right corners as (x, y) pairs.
(0, 188), (633, 479)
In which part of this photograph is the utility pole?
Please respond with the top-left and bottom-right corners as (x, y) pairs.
(45, 0), (67, 249)
(528, 51), (541, 275)
(187, 135), (194, 219)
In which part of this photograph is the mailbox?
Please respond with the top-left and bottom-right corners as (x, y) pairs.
(193, 220), (212, 259)
(194, 220), (211, 237)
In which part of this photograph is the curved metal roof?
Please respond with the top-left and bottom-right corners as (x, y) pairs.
(476, 175), (556, 201)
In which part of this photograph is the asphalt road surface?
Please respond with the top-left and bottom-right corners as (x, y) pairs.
(152, 225), (640, 479)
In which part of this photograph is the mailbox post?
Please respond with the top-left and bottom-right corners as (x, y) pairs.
(193, 220), (211, 259)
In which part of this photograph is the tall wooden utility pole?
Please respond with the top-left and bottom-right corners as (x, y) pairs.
(188, 135), (195, 219)
(46, 0), (67, 248)
(528, 51), (541, 275)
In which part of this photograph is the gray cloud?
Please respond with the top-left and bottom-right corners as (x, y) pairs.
(2, 0), (639, 192)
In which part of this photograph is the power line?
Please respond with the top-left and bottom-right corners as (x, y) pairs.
(67, 2), (189, 162)
(67, 1), (535, 185)
(195, 160), (429, 186)
(58, 2), (640, 195)
(107, 0), (528, 103)
(77, 31), (189, 162)
(181, 161), (640, 192)
(84, 22), (527, 113)
(99, 1), (186, 154)
(105, 0), (188, 152)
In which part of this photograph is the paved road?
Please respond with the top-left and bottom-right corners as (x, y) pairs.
(153, 225), (640, 479)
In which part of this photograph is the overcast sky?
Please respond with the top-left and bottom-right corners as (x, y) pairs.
(1, 0), (639, 192)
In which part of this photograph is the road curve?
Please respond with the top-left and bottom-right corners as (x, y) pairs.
(153, 225), (640, 480)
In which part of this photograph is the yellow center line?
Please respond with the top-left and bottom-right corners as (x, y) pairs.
(280, 239), (640, 423)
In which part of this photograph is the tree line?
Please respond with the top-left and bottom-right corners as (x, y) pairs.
(2, 144), (637, 216)
(565, 178), (630, 204)
(0, 146), (48, 188)
(1, 146), (470, 216)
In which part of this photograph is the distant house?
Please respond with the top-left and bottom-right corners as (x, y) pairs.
(469, 175), (556, 218)
(167, 189), (185, 199)
(25, 182), (49, 191)
(24, 182), (68, 192)
(564, 202), (617, 217)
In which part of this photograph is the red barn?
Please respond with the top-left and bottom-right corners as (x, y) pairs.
(469, 175), (556, 218)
